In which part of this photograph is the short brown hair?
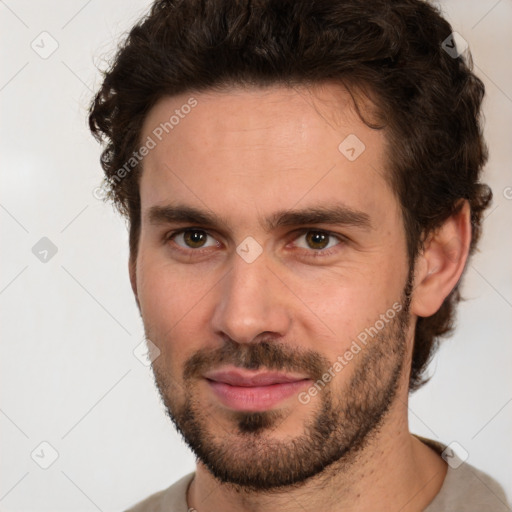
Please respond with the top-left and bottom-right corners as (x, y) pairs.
(89, 0), (491, 391)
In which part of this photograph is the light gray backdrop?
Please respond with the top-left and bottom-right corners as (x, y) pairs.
(1, 0), (511, 510)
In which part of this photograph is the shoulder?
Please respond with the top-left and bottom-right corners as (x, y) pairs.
(426, 462), (510, 511)
(124, 472), (195, 512)
(418, 437), (510, 512)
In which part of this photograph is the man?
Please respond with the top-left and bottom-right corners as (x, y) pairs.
(89, 0), (509, 510)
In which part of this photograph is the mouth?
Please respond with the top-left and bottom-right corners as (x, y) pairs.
(203, 367), (312, 412)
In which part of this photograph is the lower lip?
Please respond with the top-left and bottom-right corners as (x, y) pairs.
(206, 379), (311, 411)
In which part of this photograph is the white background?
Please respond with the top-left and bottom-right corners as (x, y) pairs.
(1, 0), (511, 510)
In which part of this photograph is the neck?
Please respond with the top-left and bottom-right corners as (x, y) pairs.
(187, 395), (447, 512)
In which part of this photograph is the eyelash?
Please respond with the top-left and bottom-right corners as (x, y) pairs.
(165, 228), (346, 258)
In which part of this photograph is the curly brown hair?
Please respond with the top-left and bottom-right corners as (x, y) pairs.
(89, 0), (491, 391)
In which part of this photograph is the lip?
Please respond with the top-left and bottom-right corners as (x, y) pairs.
(204, 367), (311, 411)
(204, 368), (309, 386)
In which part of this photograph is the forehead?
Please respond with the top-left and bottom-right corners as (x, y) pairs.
(138, 84), (396, 228)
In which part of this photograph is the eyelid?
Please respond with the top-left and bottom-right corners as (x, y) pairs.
(166, 227), (221, 250)
(287, 228), (347, 254)
(289, 227), (348, 242)
(165, 227), (347, 256)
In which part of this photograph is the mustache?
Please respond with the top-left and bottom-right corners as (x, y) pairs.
(183, 338), (329, 381)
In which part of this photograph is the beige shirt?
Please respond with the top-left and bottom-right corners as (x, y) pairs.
(126, 439), (510, 511)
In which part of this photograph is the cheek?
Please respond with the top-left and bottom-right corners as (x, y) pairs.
(296, 262), (405, 354)
(136, 255), (200, 338)
(135, 251), (220, 365)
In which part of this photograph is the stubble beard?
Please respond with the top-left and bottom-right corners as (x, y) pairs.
(150, 279), (412, 491)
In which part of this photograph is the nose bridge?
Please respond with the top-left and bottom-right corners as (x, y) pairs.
(211, 251), (291, 343)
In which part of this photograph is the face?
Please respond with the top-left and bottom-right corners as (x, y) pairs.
(133, 84), (414, 489)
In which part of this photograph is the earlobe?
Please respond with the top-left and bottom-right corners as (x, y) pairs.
(410, 201), (472, 318)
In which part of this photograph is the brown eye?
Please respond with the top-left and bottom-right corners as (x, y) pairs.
(293, 230), (343, 255)
(171, 229), (218, 250)
(305, 231), (330, 250)
(183, 230), (207, 248)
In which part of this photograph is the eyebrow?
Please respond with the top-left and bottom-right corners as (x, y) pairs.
(147, 203), (372, 232)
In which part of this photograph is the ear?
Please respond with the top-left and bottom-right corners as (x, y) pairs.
(129, 257), (140, 309)
(411, 201), (472, 317)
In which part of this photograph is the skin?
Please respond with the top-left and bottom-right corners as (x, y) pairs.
(129, 83), (471, 512)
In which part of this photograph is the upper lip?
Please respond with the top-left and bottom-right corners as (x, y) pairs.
(204, 367), (310, 387)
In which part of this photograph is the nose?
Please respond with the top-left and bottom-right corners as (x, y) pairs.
(210, 252), (292, 344)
